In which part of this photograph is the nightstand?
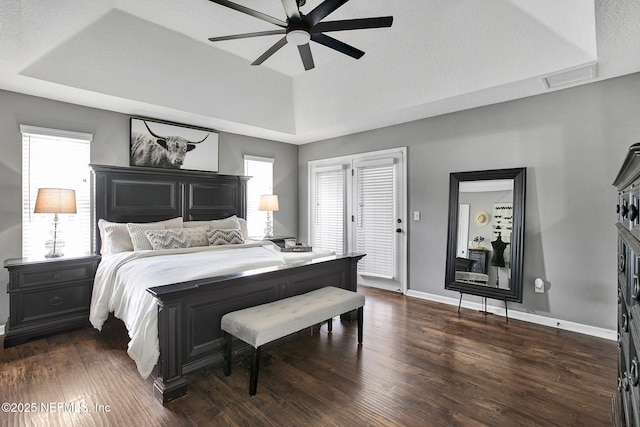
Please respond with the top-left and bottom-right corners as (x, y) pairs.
(4, 254), (100, 347)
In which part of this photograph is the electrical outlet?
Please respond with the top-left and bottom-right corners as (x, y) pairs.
(413, 211), (420, 221)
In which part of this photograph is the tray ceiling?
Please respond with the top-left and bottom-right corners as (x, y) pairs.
(1, 0), (639, 144)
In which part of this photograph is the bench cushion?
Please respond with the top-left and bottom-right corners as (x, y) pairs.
(221, 286), (365, 348)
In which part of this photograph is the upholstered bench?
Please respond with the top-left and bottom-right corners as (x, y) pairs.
(221, 286), (365, 395)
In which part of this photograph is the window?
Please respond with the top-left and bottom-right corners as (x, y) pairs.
(310, 165), (346, 254)
(21, 126), (92, 258)
(244, 155), (274, 237)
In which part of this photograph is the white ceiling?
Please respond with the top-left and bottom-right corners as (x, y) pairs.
(1, 0), (639, 144)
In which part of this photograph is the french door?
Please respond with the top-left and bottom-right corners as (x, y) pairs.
(309, 148), (406, 293)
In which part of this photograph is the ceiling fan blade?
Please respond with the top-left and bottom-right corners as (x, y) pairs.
(209, 30), (286, 42)
(298, 43), (315, 70)
(311, 33), (364, 59)
(304, 0), (350, 28)
(312, 16), (393, 33)
(251, 37), (288, 66)
(280, 0), (301, 20)
(208, 0), (287, 28)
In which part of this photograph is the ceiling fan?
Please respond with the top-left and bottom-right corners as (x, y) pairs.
(207, 0), (393, 71)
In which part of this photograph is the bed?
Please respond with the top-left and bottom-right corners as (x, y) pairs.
(89, 164), (364, 403)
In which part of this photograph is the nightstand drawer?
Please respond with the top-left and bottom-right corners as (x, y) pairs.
(10, 263), (95, 289)
(11, 283), (91, 325)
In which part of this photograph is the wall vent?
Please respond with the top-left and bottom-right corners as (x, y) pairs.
(543, 64), (597, 89)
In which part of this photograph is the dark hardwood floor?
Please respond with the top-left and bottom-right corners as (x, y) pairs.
(1, 286), (616, 426)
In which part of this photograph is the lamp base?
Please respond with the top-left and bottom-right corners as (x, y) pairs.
(45, 251), (64, 259)
(263, 211), (274, 239)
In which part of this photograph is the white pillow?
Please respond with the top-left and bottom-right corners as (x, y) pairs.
(145, 229), (187, 250)
(99, 217), (183, 254)
(183, 215), (240, 231)
(126, 217), (183, 251)
(182, 220), (213, 228)
(98, 219), (133, 254)
(207, 229), (245, 246)
(237, 217), (249, 240)
(102, 223), (134, 254)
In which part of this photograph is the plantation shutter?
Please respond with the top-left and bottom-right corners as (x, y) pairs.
(313, 166), (346, 253)
(21, 126), (92, 258)
(355, 159), (395, 279)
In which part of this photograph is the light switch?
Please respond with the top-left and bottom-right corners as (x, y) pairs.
(413, 211), (420, 221)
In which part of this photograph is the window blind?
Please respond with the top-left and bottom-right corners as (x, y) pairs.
(313, 167), (345, 253)
(244, 156), (274, 237)
(355, 163), (395, 279)
(21, 127), (92, 258)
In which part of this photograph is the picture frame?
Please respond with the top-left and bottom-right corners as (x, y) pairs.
(130, 117), (219, 172)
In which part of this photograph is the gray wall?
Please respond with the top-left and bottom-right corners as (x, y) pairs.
(299, 72), (640, 331)
(0, 89), (298, 327)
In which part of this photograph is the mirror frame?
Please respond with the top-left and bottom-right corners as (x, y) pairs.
(445, 167), (526, 303)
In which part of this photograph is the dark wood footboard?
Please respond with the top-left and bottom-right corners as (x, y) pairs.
(147, 253), (364, 404)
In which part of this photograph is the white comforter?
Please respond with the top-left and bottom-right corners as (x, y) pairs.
(90, 242), (334, 378)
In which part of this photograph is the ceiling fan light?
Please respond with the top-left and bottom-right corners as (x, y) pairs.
(286, 30), (310, 46)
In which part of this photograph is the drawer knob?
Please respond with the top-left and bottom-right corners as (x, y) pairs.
(622, 372), (630, 391)
(622, 204), (629, 218)
(632, 205), (639, 222)
(623, 313), (629, 332)
(50, 296), (64, 306)
(632, 358), (640, 386)
(633, 276), (640, 301)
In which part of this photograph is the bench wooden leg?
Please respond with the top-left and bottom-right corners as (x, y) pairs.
(249, 346), (261, 396)
(223, 331), (232, 376)
(327, 317), (333, 332)
(357, 306), (363, 344)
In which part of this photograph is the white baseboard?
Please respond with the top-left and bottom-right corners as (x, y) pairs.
(405, 290), (616, 341)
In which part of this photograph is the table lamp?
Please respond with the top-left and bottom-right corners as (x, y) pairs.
(34, 188), (77, 258)
(258, 194), (279, 238)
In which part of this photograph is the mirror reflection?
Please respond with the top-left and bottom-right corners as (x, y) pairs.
(455, 179), (513, 289)
(445, 167), (526, 303)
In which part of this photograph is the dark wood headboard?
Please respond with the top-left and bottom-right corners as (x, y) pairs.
(90, 164), (250, 254)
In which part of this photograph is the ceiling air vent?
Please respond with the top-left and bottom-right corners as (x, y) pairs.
(543, 64), (597, 89)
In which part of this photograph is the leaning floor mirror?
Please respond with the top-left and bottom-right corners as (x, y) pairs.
(445, 167), (526, 303)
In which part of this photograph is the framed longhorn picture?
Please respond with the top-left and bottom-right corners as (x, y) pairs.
(130, 117), (219, 172)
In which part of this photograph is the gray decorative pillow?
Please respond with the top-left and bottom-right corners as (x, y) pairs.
(124, 217), (183, 251)
(169, 227), (208, 247)
(207, 229), (245, 246)
(145, 229), (188, 250)
(128, 223), (165, 251)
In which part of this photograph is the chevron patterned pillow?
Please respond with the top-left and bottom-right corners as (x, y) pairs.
(145, 229), (188, 250)
(207, 229), (245, 246)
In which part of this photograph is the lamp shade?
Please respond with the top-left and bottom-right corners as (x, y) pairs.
(258, 194), (279, 212)
(34, 188), (77, 214)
